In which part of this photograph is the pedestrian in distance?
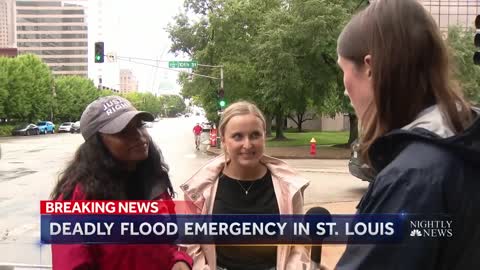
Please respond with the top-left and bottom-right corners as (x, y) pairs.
(193, 123), (203, 150)
(50, 96), (193, 270)
(181, 101), (311, 270)
(336, 0), (480, 269)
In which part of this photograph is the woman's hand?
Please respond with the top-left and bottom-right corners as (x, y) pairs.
(171, 261), (191, 270)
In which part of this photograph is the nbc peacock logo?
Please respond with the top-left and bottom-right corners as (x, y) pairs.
(410, 229), (422, 237)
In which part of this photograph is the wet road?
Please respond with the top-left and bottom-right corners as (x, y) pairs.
(0, 116), (367, 265)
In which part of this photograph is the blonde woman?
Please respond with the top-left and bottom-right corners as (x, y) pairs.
(181, 101), (310, 270)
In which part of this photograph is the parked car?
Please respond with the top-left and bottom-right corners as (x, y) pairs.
(58, 122), (74, 133)
(144, 121), (153, 128)
(348, 139), (376, 182)
(70, 121), (80, 133)
(12, 123), (40, 136)
(37, 121), (55, 134)
(201, 122), (213, 132)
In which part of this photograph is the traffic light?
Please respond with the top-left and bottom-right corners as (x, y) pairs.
(94, 42), (104, 63)
(218, 88), (226, 109)
(474, 15), (480, 65)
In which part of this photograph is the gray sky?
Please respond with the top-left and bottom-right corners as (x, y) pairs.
(87, 0), (189, 95)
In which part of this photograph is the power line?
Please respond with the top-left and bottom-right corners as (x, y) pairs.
(116, 57), (221, 80)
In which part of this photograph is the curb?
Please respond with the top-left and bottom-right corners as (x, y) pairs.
(205, 149), (350, 160)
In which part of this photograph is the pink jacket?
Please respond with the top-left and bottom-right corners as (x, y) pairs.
(180, 155), (311, 270)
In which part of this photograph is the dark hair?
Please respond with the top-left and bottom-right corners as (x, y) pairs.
(337, 0), (472, 163)
(50, 134), (174, 200)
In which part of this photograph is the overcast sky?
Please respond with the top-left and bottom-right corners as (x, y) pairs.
(86, 0), (189, 95)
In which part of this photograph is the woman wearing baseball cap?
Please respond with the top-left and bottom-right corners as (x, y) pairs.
(50, 96), (192, 270)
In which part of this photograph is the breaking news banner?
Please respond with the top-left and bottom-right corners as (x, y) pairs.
(40, 201), (454, 245)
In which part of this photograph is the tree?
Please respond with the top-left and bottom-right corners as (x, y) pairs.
(168, 0), (354, 141)
(141, 93), (163, 117)
(163, 95), (186, 117)
(19, 54), (54, 122)
(0, 58), (10, 119)
(287, 100), (317, 132)
(448, 26), (480, 105)
(54, 76), (99, 122)
(122, 92), (144, 111)
(1, 54), (54, 122)
(254, 0), (349, 139)
(2, 57), (30, 121)
(169, 0), (281, 128)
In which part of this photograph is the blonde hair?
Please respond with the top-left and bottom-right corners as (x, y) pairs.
(218, 101), (267, 139)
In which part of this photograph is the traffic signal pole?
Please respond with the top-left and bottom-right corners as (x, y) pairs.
(94, 52), (226, 110)
(197, 63), (224, 90)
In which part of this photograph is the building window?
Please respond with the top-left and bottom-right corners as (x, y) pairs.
(17, 10), (85, 15)
(18, 33), (87, 39)
(18, 17), (85, 23)
(21, 49), (88, 55)
(51, 65), (87, 71)
(17, 25), (87, 31)
(16, 1), (60, 7)
(42, 57), (88, 63)
(18, 42), (88, 47)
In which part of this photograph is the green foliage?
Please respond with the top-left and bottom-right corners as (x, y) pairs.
(167, 0), (351, 136)
(54, 76), (100, 122)
(448, 27), (480, 104)
(0, 54), (54, 122)
(163, 94), (187, 116)
(0, 54), (189, 130)
(0, 58), (8, 117)
(267, 131), (349, 147)
(0, 124), (15, 136)
(121, 93), (186, 118)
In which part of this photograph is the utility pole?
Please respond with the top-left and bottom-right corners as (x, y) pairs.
(220, 65), (224, 90)
(50, 78), (56, 122)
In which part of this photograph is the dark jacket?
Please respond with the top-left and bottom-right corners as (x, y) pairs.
(51, 184), (193, 270)
(336, 106), (480, 270)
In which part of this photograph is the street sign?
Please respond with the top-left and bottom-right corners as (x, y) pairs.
(168, 61), (198, 68)
(106, 52), (117, 62)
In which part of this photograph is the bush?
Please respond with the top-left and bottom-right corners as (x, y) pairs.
(0, 125), (15, 136)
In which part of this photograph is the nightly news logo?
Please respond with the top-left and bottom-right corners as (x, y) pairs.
(409, 220), (453, 238)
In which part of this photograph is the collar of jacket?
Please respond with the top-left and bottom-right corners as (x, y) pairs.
(180, 154), (309, 211)
(369, 107), (480, 172)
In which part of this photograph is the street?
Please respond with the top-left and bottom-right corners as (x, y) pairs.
(0, 116), (367, 266)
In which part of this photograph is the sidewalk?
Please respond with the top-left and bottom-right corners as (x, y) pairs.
(206, 145), (351, 159)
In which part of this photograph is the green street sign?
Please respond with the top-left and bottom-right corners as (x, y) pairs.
(168, 61), (198, 68)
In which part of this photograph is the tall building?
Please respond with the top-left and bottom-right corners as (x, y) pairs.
(420, 0), (480, 30)
(119, 69), (138, 93)
(0, 0), (16, 48)
(16, 0), (88, 76)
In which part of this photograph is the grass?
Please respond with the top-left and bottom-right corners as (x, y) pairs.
(266, 131), (349, 147)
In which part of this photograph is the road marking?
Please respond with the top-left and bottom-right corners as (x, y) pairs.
(296, 168), (349, 174)
(0, 224), (37, 242)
